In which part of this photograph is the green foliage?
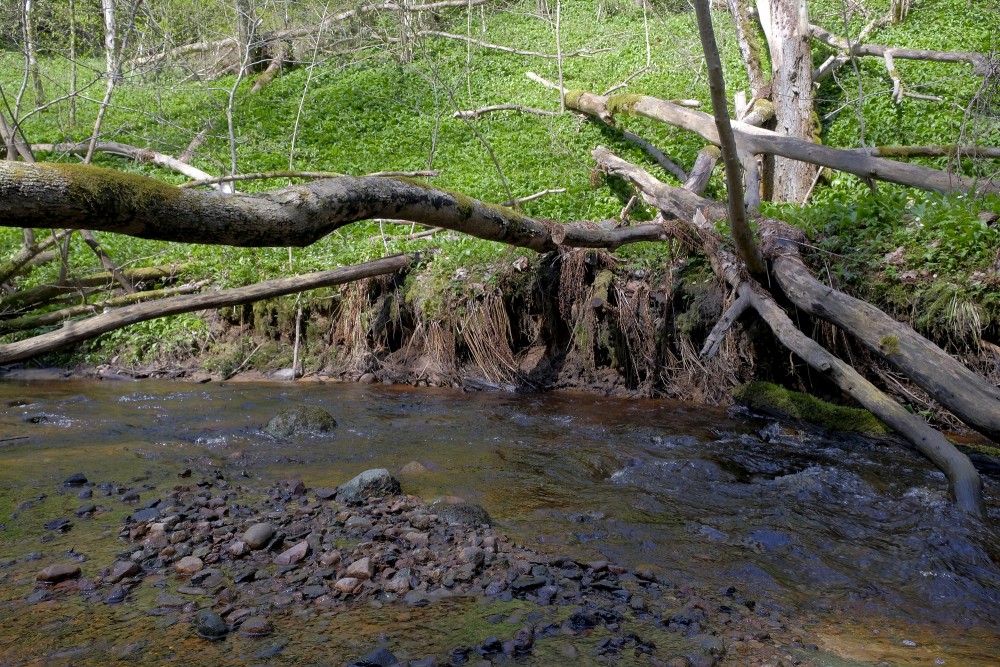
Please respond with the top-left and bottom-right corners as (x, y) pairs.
(80, 313), (208, 367)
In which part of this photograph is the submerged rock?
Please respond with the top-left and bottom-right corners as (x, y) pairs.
(264, 405), (337, 437)
(349, 645), (398, 667)
(195, 610), (228, 640)
(336, 469), (401, 504)
(436, 503), (492, 527)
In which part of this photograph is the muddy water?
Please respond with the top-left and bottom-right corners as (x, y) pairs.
(0, 379), (998, 665)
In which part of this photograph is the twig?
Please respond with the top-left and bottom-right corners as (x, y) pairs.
(452, 104), (558, 119)
(416, 29), (609, 60)
(224, 343), (262, 380)
(502, 187), (566, 206)
(179, 169), (441, 188)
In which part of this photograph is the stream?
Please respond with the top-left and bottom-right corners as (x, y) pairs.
(0, 378), (998, 665)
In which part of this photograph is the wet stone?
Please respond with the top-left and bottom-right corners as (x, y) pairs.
(75, 504), (97, 517)
(240, 616), (273, 637)
(104, 585), (128, 604)
(349, 645), (398, 667)
(264, 405), (337, 438)
(64, 473), (88, 487)
(195, 609), (228, 640)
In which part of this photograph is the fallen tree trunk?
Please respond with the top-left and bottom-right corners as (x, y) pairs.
(0, 162), (667, 254)
(810, 23), (991, 74)
(0, 264), (186, 313)
(742, 281), (984, 516)
(559, 89), (999, 194)
(0, 282), (207, 334)
(770, 252), (1000, 444)
(0, 255), (411, 364)
(593, 147), (985, 516)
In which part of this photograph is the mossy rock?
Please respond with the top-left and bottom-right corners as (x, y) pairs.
(733, 381), (889, 436)
(264, 405), (337, 437)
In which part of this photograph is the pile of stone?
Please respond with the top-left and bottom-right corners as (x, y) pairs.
(31, 467), (810, 666)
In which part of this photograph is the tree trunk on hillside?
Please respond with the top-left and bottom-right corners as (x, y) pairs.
(757, 0), (816, 202)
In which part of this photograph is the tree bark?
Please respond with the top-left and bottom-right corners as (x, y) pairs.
(0, 162), (672, 254)
(758, 0), (816, 201)
(694, 0), (765, 274)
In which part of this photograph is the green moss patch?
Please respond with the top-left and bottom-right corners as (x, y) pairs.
(733, 381), (889, 435)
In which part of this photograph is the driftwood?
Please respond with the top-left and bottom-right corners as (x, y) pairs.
(0, 255), (412, 364)
(0, 282), (207, 334)
(810, 23), (992, 75)
(560, 89), (999, 194)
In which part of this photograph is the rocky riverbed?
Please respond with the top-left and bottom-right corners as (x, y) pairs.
(16, 465), (826, 666)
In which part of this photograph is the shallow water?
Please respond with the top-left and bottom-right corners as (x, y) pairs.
(0, 379), (998, 665)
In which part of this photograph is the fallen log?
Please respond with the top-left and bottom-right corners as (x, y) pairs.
(0, 162), (666, 254)
(0, 255), (411, 364)
(559, 88), (999, 194)
(769, 251), (1000, 444)
(592, 147), (985, 516)
(0, 282), (207, 334)
(0, 265), (186, 314)
(810, 23), (992, 74)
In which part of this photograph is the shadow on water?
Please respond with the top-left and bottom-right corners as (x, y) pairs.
(0, 379), (998, 664)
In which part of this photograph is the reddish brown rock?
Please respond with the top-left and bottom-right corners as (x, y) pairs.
(334, 577), (361, 594)
(274, 540), (309, 566)
(174, 556), (204, 575)
(346, 557), (373, 580)
(36, 563), (81, 583)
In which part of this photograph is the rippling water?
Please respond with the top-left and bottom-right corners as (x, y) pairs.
(0, 378), (998, 664)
